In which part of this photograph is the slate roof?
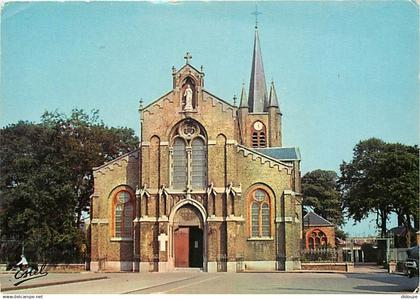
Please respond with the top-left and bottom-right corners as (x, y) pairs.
(304, 211), (334, 227)
(248, 28), (268, 112)
(254, 147), (301, 161)
(268, 81), (279, 108)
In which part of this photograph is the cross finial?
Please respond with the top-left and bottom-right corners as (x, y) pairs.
(251, 5), (262, 29)
(233, 94), (237, 106)
(139, 98), (143, 111)
(184, 52), (192, 64)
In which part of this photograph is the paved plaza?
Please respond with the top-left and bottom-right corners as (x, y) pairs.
(1, 266), (418, 294)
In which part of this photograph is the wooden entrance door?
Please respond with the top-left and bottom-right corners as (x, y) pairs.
(174, 227), (189, 267)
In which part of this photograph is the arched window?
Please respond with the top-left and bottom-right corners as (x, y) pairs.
(251, 121), (267, 148)
(114, 190), (134, 238)
(191, 138), (206, 189)
(307, 229), (328, 249)
(172, 138), (187, 189)
(249, 188), (271, 237)
(171, 120), (207, 190)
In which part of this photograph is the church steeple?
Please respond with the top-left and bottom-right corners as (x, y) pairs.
(238, 15), (283, 148)
(248, 27), (268, 112)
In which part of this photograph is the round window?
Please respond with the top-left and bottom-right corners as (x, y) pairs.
(254, 189), (266, 202)
(118, 191), (130, 204)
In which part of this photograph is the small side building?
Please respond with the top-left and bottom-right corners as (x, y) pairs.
(303, 211), (336, 249)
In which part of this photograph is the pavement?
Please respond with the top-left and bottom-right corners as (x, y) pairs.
(0, 272), (108, 292)
(1, 264), (418, 294)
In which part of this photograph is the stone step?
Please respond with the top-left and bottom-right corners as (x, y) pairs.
(174, 267), (203, 272)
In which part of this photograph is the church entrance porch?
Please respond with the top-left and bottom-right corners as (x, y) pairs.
(168, 199), (208, 272)
(174, 226), (203, 268)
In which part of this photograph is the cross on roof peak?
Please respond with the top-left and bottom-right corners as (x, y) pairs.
(184, 52), (192, 64)
(251, 5), (262, 29)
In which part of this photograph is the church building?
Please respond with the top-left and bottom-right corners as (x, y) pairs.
(90, 26), (303, 272)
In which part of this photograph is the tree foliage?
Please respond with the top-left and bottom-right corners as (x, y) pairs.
(301, 169), (344, 227)
(0, 109), (138, 263)
(339, 138), (419, 241)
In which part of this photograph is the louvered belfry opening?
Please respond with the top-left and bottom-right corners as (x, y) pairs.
(251, 124), (267, 148)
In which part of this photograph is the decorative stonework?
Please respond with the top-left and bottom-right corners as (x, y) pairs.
(178, 120), (200, 140)
(225, 182), (242, 196)
(93, 149), (139, 176)
(202, 92), (237, 118)
(142, 91), (173, 113)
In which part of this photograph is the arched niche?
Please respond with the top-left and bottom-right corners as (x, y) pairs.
(181, 77), (197, 111)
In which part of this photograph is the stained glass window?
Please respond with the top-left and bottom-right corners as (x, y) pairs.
(123, 203), (133, 237)
(118, 191), (130, 203)
(114, 191), (133, 238)
(173, 138), (187, 189)
(255, 189), (266, 202)
(191, 138), (206, 189)
(261, 203), (270, 237)
(171, 122), (207, 190)
(250, 189), (271, 237)
(115, 204), (123, 237)
(251, 203), (259, 237)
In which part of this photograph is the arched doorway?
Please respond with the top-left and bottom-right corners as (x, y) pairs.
(171, 203), (205, 268)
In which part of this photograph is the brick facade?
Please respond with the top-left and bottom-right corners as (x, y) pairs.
(90, 36), (303, 272)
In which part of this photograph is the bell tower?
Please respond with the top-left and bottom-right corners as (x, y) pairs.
(238, 21), (282, 147)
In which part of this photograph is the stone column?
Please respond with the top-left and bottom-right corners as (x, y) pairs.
(186, 147), (192, 190)
(226, 219), (237, 272)
(133, 189), (141, 272)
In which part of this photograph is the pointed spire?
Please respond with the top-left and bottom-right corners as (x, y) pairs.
(268, 80), (279, 108)
(239, 82), (248, 108)
(248, 28), (268, 112)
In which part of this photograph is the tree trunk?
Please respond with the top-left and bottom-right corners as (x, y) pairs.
(397, 213), (403, 227)
(404, 213), (413, 247)
(380, 210), (387, 238)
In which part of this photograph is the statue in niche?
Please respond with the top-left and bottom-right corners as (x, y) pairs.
(183, 84), (194, 111)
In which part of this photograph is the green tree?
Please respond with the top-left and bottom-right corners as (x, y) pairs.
(302, 169), (344, 227)
(339, 138), (418, 242)
(384, 142), (419, 246)
(41, 109), (139, 227)
(0, 110), (138, 262)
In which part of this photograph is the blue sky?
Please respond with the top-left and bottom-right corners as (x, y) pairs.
(1, 1), (418, 236)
